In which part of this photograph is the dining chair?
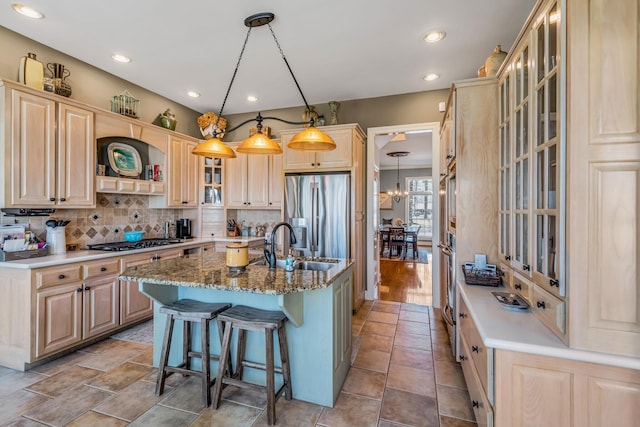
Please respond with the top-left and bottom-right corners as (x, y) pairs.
(388, 227), (406, 258)
(404, 225), (421, 259)
(379, 226), (390, 255)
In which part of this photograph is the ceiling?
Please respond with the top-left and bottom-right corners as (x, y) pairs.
(376, 131), (433, 169)
(1, 0), (535, 116)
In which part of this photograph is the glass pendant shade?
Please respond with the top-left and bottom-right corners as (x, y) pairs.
(236, 132), (283, 154)
(191, 138), (237, 158)
(287, 126), (336, 152)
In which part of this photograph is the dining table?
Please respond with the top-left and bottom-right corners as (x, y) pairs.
(378, 225), (420, 259)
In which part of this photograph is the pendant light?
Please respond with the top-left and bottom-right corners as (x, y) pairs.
(191, 12), (335, 157)
(387, 151), (410, 203)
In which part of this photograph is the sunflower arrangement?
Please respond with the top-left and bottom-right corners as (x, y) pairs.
(197, 112), (228, 139)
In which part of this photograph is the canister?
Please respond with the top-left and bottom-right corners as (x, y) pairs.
(226, 242), (249, 272)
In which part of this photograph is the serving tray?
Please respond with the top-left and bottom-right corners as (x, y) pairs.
(491, 291), (529, 311)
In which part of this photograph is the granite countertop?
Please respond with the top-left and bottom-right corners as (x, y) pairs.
(0, 238), (212, 269)
(459, 281), (640, 370)
(120, 251), (353, 295)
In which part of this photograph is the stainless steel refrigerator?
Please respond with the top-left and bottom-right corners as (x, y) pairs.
(284, 172), (350, 259)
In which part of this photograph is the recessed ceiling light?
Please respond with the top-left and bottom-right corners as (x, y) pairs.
(424, 30), (445, 43)
(111, 54), (131, 63)
(12, 3), (44, 19)
(247, 95), (258, 102)
(424, 73), (440, 81)
(187, 91), (200, 98)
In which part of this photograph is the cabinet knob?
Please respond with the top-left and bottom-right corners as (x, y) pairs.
(58, 274), (66, 279)
(472, 345), (479, 353)
(523, 264), (531, 271)
(50, 197), (56, 202)
(247, 202), (251, 205)
(84, 286), (91, 291)
(537, 301), (546, 309)
(459, 354), (466, 361)
(76, 287), (83, 293)
(446, 154), (453, 159)
(505, 255), (512, 261)
(60, 197), (66, 202)
(549, 279), (559, 287)
(211, 233), (215, 236)
(459, 312), (466, 319)
(100, 267), (107, 272)
(515, 284), (522, 290)
(182, 201), (188, 204)
(472, 400), (480, 408)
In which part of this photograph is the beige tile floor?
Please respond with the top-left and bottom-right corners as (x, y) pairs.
(0, 301), (476, 426)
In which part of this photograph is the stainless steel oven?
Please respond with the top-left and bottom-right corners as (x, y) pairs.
(439, 232), (456, 356)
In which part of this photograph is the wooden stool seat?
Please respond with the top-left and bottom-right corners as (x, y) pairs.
(212, 305), (292, 425)
(156, 299), (231, 407)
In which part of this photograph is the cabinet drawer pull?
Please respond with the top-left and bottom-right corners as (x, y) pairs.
(49, 197), (56, 202)
(549, 279), (559, 287)
(76, 287), (83, 293)
(472, 400), (480, 408)
(311, 163), (315, 167)
(84, 286), (91, 291)
(58, 274), (66, 280)
(515, 283), (522, 290)
(182, 201), (188, 204)
(523, 264), (531, 271)
(472, 345), (479, 353)
(100, 267), (107, 272)
(316, 163), (320, 166)
(536, 301), (546, 309)
(60, 197), (66, 202)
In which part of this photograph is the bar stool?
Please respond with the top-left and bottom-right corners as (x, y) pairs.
(156, 299), (231, 407)
(212, 305), (292, 425)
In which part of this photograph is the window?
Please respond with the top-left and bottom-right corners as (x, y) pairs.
(406, 176), (432, 239)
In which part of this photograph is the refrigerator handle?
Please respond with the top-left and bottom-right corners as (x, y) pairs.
(311, 182), (318, 253)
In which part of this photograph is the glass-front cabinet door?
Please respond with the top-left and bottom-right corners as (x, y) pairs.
(498, 75), (511, 262)
(201, 156), (223, 205)
(512, 44), (531, 273)
(499, 0), (564, 295)
(532, 2), (562, 296)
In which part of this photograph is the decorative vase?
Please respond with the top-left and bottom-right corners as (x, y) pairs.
(328, 101), (340, 125)
(19, 52), (44, 90)
(477, 65), (487, 77)
(484, 45), (508, 77)
(159, 108), (177, 131)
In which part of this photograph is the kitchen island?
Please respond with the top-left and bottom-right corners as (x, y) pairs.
(120, 251), (354, 407)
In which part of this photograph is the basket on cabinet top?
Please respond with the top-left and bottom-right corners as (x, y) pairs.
(461, 262), (503, 287)
(111, 89), (140, 119)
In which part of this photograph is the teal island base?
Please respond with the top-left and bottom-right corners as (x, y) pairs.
(139, 265), (353, 408)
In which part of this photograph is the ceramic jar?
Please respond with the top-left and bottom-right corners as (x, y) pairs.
(484, 45), (507, 76)
(160, 109), (177, 131)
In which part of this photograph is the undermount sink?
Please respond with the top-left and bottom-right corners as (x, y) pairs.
(251, 258), (337, 271)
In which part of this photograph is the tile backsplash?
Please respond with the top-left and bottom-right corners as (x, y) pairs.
(1, 194), (186, 249)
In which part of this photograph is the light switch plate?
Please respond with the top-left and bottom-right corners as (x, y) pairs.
(438, 101), (446, 112)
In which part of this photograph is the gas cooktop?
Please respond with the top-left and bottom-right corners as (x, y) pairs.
(88, 238), (182, 252)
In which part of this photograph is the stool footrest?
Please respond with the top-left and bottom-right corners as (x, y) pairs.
(241, 360), (284, 375)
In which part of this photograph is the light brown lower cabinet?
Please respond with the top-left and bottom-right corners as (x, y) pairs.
(495, 349), (640, 427)
(0, 246), (193, 370)
(35, 259), (120, 358)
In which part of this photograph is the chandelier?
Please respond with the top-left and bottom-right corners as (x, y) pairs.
(387, 151), (409, 203)
(192, 12), (336, 158)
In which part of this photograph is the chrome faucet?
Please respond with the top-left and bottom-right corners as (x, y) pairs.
(264, 222), (297, 269)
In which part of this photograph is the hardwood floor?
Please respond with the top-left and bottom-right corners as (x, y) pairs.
(379, 247), (432, 306)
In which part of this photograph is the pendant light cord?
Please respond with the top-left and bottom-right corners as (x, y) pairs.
(217, 27), (253, 121)
(268, 23), (312, 112)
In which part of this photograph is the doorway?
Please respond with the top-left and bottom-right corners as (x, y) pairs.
(365, 122), (441, 306)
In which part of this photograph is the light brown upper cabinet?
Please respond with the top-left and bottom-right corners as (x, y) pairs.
(2, 85), (95, 208)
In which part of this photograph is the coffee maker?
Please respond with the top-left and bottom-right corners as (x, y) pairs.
(176, 219), (192, 239)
